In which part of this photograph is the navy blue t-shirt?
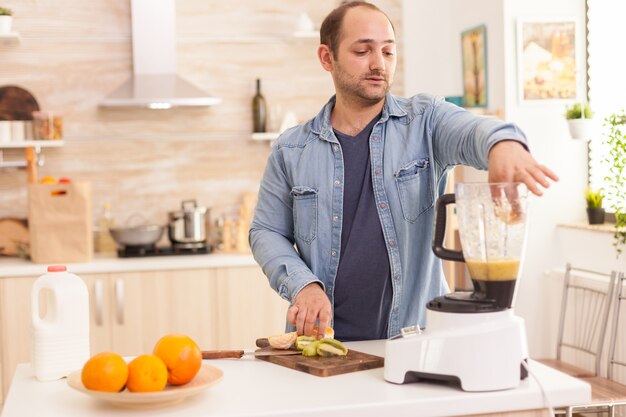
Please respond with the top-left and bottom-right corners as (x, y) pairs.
(332, 115), (392, 341)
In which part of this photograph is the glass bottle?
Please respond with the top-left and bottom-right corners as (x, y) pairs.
(252, 78), (267, 133)
(97, 202), (117, 254)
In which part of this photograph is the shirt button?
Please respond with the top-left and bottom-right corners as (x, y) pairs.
(375, 169), (381, 175)
(389, 240), (396, 247)
(372, 136), (379, 141)
(332, 215), (339, 222)
(393, 307), (399, 313)
(393, 275), (400, 281)
(333, 144), (339, 152)
(334, 179), (341, 186)
(380, 202), (387, 209)
(331, 250), (337, 257)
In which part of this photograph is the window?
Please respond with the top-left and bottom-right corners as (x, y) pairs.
(587, 0), (626, 208)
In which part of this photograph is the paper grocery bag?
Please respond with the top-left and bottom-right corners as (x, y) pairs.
(28, 181), (93, 263)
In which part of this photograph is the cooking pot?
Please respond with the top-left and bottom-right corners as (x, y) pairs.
(168, 200), (210, 246)
(110, 224), (164, 247)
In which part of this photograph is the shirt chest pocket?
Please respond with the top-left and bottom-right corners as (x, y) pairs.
(394, 158), (433, 223)
(291, 186), (318, 243)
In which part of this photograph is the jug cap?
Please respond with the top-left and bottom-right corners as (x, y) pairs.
(47, 265), (67, 272)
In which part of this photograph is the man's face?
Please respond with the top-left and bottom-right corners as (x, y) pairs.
(330, 7), (396, 106)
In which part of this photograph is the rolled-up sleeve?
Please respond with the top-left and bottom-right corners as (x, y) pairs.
(427, 97), (529, 171)
(249, 147), (322, 303)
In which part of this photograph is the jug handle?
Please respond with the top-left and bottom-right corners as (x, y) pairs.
(31, 282), (57, 328)
(432, 193), (465, 263)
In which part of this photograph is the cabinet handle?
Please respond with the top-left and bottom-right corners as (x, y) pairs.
(94, 279), (104, 326)
(114, 279), (125, 325)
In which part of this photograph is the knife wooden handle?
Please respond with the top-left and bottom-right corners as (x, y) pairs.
(256, 338), (270, 348)
(202, 350), (244, 359)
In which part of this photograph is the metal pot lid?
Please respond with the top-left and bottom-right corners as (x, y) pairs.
(169, 199), (208, 216)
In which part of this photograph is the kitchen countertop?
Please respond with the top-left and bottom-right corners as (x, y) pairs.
(0, 253), (258, 278)
(1, 340), (591, 417)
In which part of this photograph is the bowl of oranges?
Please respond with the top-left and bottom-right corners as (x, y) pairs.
(67, 334), (223, 407)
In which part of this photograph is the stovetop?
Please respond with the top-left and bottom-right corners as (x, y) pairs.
(117, 245), (212, 258)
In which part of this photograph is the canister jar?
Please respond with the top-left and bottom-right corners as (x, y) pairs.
(32, 111), (63, 140)
(167, 200), (210, 246)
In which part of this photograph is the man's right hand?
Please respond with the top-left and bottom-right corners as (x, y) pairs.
(287, 282), (332, 339)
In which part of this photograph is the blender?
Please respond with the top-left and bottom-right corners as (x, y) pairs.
(384, 183), (530, 391)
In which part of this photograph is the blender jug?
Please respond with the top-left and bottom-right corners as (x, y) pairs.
(432, 183), (528, 309)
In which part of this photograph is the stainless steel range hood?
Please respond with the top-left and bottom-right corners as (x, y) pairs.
(99, 0), (220, 109)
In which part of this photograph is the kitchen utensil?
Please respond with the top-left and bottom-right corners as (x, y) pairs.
(0, 85), (40, 121)
(66, 364), (223, 407)
(255, 349), (384, 377)
(110, 214), (164, 247)
(168, 199), (210, 246)
(201, 348), (302, 359)
(110, 225), (164, 247)
(25, 147), (37, 183)
(0, 218), (28, 256)
(252, 337), (384, 377)
(385, 182), (529, 392)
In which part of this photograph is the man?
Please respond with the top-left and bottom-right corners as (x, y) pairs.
(249, 1), (557, 341)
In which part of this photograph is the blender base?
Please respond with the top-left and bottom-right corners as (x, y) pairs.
(384, 308), (528, 392)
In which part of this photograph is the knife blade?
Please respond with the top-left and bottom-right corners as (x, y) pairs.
(201, 349), (301, 360)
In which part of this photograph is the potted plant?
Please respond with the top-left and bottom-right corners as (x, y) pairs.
(565, 102), (595, 140)
(585, 187), (605, 225)
(0, 7), (12, 34)
(603, 110), (626, 256)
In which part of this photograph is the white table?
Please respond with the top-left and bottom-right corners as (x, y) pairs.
(1, 341), (590, 417)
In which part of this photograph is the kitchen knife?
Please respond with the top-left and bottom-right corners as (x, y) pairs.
(202, 349), (301, 359)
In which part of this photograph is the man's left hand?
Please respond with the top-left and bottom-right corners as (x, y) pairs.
(488, 140), (559, 196)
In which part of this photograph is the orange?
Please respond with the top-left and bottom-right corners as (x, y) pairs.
(126, 354), (168, 393)
(39, 176), (57, 184)
(81, 352), (128, 392)
(153, 334), (202, 385)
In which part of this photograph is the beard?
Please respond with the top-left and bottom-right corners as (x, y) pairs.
(333, 61), (392, 107)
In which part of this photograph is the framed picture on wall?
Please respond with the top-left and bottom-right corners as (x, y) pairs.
(461, 25), (488, 108)
(517, 19), (577, 102)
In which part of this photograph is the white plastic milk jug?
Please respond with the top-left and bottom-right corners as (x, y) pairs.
(31, 265), (90, 381)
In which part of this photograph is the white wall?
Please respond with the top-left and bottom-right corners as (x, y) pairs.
(403, 0), (504, 111)
(502, 0), (587, 358)
(403, 0), (588, 357)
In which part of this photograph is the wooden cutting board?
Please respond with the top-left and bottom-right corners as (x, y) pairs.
(0, 86), (40, 120)
(254, 347), (384, 377)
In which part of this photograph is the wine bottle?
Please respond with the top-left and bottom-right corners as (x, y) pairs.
(252, 78), (267, 133)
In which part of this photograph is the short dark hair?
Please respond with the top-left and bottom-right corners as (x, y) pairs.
(320, 1), (395, 59)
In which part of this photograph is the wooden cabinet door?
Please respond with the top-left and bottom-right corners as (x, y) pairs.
(81, 274), (113, 354)
(0, 273), (109, 403)
(0, 276), (36, 404)
(109, 269), (220, 355)
(214, 266), (289, 349)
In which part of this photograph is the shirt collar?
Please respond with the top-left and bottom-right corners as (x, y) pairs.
(312, 93), (407, 142)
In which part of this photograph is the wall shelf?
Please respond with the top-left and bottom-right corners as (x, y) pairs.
(0, 32), (21, 45)
(0, 141), (64, 149)
(0, 141), (64, 168)
(251, 132), (279, 141)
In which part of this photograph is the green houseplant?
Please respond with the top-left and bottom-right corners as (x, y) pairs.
(565, 102), (595, 140)
(0, 6), (12, 34)
(603, 110), (626, 256)
(584, 187), (605, 225)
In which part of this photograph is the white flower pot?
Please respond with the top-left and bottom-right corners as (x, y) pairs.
(567, 119), (595, 140)
(0, 16), (12, 34)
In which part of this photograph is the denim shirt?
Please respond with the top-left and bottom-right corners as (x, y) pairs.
(249, 93), (528, 337)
